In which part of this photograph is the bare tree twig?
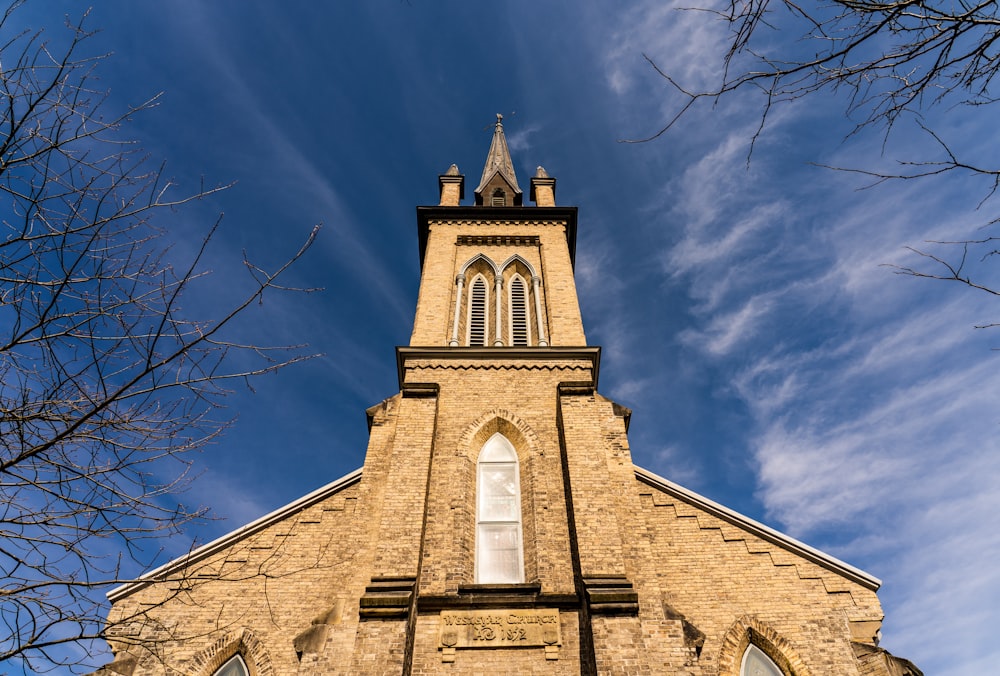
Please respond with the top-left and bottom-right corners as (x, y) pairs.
(0, 4), (318, 671)
(630, 0), (1000, 327)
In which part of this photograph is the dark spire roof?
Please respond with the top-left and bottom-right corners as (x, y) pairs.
(475, 114), (522, 199)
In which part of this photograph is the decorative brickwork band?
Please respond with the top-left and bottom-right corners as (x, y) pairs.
(456, 235), (540, 246)
(581, 576), (639, 616)
(359, 577), (417, 619)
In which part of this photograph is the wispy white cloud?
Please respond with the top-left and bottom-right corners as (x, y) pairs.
(604, 0), (728, 98)
(679, 291), (775, 355)
(604, 5), (1000, 667)
(507, 124), (541, 155)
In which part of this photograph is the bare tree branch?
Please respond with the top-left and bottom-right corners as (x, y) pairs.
(0, 4), (318, 671)
(631, 0), (1000, 326)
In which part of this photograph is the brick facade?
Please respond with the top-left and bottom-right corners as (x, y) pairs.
(98, 123), (919, 675)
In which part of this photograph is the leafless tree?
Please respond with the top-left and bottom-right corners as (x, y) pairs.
(636, 0), (1000, 300)
(0, 3), (317, 671)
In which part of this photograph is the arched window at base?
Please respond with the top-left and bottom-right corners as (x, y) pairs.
(717, 616), (807, 676)
(191, 627), (273, 676)
(742, 644), (784, 676)
(213, 654), (249, 676)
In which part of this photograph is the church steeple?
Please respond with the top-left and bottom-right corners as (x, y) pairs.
(474, 113), (522, 206)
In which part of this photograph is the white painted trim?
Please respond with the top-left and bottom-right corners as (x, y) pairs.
(493, 275), (504, 346)
(531, 275), (547, 346)
(498, 253), (537, 278)
(107, 468), (363, 602)
(450, 274), (464, 346)
(634, 466), (881, 591)
(458, 252), (499, 276)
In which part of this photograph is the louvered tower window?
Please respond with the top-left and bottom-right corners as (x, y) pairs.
(509, 275), (529, 346)
(468, 276), (488, 346)
(492, 188), (506, 206)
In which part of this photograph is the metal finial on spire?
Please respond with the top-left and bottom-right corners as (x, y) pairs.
(475, 114), (522, 204)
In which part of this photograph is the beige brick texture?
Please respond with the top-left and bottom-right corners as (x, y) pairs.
(410, 216), (586, 347)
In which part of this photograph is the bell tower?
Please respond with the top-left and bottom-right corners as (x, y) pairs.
(410, 114), (584, 349)
(351, 115), (641, 673)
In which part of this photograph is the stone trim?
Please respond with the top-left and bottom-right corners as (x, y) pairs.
(581, 576), (639, 616)
(396, 346), (601, 390)
(419, 583), (578, 611)
(191, 627), (273, 676)
(408, 363), (590, 372)
(457, 235), (540, 247)
(401, 382), (439, 398)
(416, 205), (578, 269)
(456, 409), (544, 459)
(436, 219), (563, 228)
(359, 576), (416, 619)
(717, 616), (810, 676)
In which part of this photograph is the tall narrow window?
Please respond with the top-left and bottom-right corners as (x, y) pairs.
(213, 655), (249, 676)
(509, 275), (530, 346)
(468, 276), (487, 346)
(741, 645), (783, 676)
(476, 433), (523, 583)
(492, 187), (506, 206)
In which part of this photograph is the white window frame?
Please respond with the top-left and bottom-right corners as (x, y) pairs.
(475, 433), (524, 583)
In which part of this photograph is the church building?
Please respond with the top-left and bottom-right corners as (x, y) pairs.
(98, 117), (920, 675)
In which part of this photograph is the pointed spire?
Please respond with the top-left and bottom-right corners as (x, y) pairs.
(475, 114), (522, 206)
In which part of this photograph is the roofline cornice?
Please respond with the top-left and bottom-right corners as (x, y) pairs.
(396, 345), (600, 391)
(634, 466), (882, 591)
(415, 205), (578, 270)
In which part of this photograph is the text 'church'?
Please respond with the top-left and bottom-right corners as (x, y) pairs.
(98, 118), (920, 676)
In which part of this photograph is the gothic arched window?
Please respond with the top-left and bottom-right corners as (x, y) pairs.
(741, 644), (783, 676)
(491, 187), (506, 206)
(475, 433), (523, 583)
(213, 655), (250, 676)
(508, 274), (530, 346)
(467, 275), (488, 346)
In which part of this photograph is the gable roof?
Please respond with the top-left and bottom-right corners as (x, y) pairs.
(107, 468), (362, 602)
(108, 463), (880, 602)
(635, 465), (881, 591)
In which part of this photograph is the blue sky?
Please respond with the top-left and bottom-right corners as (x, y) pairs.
(15, 2), (1000, 674)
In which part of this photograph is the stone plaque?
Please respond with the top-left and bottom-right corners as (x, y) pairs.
(438, 609), (561, 649)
